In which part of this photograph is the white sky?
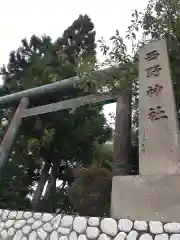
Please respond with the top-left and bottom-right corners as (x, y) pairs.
(0, 0), (149, 122)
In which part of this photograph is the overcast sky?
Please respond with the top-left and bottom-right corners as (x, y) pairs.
(0, 0), (149, 122)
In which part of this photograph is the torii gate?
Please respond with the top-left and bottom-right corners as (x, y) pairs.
(0, 67), (131, 183)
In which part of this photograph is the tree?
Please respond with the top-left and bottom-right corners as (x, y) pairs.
(97, 30), (139, 175)
(68, 164), (112, 217)
(0, 15), (112, 213)
(99, 0), (180, 175)
(92, 142), (113, 170)
(123, 0), (180, 128)
(67, 141), (113, 216)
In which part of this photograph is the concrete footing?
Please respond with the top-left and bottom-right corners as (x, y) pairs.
(111, 174), (180, 222)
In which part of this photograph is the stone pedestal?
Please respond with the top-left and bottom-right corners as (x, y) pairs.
(111, 175), (180, 222)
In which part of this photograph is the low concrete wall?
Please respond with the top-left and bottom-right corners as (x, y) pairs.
(0, 209), (180, 239)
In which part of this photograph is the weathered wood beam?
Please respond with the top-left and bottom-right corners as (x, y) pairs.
(0, 67), (120, 109)
(113, 94), (131, 175)
(22, 93), (118, 118)
(0, 97), (29, 183)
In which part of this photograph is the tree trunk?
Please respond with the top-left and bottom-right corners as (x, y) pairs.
(113, 94), (131, 175)
(31, 162), (50, 211)
(42, 164), (57, 212)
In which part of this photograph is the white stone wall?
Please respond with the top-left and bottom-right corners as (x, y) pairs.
(0, 209), (179, 239)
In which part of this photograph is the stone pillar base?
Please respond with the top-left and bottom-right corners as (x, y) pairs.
(111, 174), (180, 222)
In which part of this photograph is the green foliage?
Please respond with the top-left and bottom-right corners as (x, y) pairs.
(97, 26), (139, 175)
(3, 0), (178, 214)
(0, 15), (112, 213)
(68, 164), (112, 217)
(125, 0), (180, 125)
(92, 142), (113, 170)
(98, 0), (180, 176)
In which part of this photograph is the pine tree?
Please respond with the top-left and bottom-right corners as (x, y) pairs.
(0, 15), (112, 213)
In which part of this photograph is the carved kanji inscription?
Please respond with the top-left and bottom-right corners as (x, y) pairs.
(146, 84), (163, 97)
(145, 64), (162, 78)
(145, 50), (160, 61)
(148, 106), (168, 121)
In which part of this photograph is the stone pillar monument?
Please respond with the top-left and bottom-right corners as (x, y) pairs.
(111, 39), (180, 221)
(139, 39), (180, 175)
